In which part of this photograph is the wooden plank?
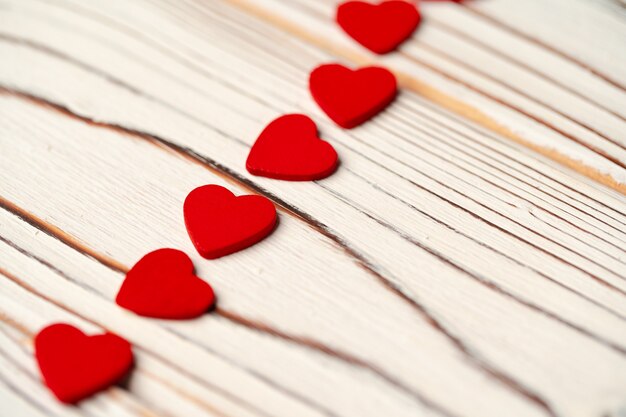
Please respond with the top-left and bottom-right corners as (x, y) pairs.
(0, 0), (625, 416)
(226, 0), (626, 192)
(0, 93), (532, 417)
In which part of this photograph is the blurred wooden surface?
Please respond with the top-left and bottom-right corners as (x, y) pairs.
(0, 1), (625, 417)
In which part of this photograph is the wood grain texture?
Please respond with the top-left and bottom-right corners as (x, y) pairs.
(0, 0), (625, 416)
(228, 0), (626, 192)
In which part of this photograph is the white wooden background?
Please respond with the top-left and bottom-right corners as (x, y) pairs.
(1, 0), (625, 416)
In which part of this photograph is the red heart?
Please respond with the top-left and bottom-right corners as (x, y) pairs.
(116, 248), (215, 319)
(246, 114), (338, 181)
(309, 64), (397, 129)
(337, 1), (421, 54)
(35, 323), (133, 404)
(184, 185), (277, 259)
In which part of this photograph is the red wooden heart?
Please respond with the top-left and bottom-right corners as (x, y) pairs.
(116, 248), (215, 319)
(246, 114), (338, 181)
(309, 64), (397, 129)
(337, 1), (421, 54)
(35, 323), (133, 404)
(184, 185), (277, 259)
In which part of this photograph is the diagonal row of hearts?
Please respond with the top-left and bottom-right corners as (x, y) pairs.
(33, 0), (439, 404)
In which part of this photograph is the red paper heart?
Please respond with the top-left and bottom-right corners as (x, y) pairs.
(337, 1), (421, 54)
(309, 64), (397, 128)
(35, 323), (133, 404)
(116, 248), (215, 319)
(184, 185), (277, 259)
(246, 114), (338, 181)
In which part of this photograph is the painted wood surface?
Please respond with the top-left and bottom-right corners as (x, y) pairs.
(231, 0), (626, 192)
(0, 0), (625, 416)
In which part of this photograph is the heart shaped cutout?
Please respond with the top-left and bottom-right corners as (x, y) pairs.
(184, 185), (277, 259)
(116, 248), (215, 319)
(35, 323), (133, 404)
(309, 64), (397, 128)
(246, 114), (338, 181)
(337, 1), (421, 54)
